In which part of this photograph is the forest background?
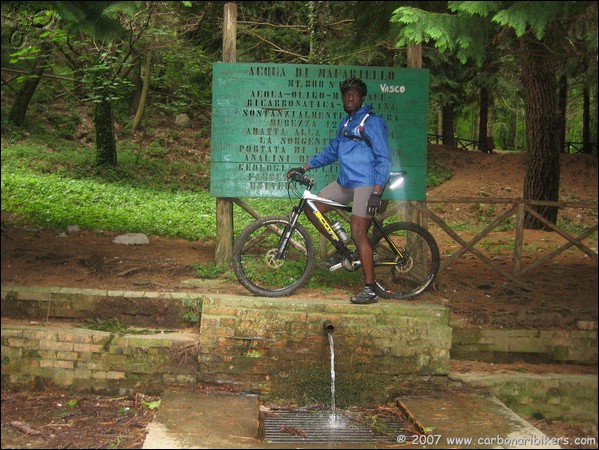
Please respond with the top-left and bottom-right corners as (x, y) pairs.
(1, 1), (597, 235)
(1, 4), (597, 448)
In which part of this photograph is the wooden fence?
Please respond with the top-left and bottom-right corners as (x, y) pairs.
(378, 198), (598, 287)
(427, 134), (598, 154)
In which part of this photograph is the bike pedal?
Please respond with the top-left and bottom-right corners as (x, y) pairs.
(328, 262), (343, 271)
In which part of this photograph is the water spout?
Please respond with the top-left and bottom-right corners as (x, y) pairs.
(323, 319), (336, 423)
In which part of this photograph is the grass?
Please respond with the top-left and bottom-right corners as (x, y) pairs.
(1, 140), (302, 240)
(1, 120), (454, 243)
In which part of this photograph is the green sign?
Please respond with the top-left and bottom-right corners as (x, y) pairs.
(210, 63), (429, 200)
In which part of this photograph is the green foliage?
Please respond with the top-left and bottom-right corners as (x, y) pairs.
(81, 54), (134, 104)
(391, 5), (498, 66)
(1, 169), (216, 239)
(193, 263), (227, 279)
(236, 2), (310, 63)
(142, 400), (161, 409)
(180, 297), (202, 325)
(9, 45), (41, 64)
(51, 1), (140, 42)
(489, 2), (568, 39)
(82, 317), (131, 333)
(558, 216), (598, 237)
(152, 48), (213, 115)
(1, 124), (454, 244)
(427, 159), (453, 189)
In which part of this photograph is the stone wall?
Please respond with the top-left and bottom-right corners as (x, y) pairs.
(3, 285), (596, 411)
(452, 328), (598, 365)
(450, 372), (598, 423)
(1, 285), (203, 329)
(2, 288), (453, 404)
(1, 323), (197, 394)
(198, 295), (452, 406)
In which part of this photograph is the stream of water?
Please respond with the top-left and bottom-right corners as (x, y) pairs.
(327, 331), (339, 428)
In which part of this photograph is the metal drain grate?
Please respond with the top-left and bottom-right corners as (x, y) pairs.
(261, 409), (410, 444)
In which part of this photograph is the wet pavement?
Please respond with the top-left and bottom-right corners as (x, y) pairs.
(142, 388), (561, 449)
(142, 388), (261, 449)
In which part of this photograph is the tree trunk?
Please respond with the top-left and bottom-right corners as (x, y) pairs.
(557, 75), (567, 154)
(8, 55), (48, 126)
(478, 86), (490, 153)
(506, 103), (517, 150)
(129, 57), (143, 115)
(582, 84), (593, 154)
(94, 100), (117, 167)
(132, 48), (152, 132)
(442, 104), (455, 147)
(520, 35), (560, 229)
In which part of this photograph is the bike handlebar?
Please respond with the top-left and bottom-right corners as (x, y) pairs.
(286, 170), (406, 193)
(287, 172), (314, 189)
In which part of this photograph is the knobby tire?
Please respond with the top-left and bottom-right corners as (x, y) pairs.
(232, 216), (315, 297)
(370, 221), (440, 300)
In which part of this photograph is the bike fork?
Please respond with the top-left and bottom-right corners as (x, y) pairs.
(274, 206), (302, 259)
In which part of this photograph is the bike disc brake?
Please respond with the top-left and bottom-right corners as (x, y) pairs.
(394, 254), (414, 273)
(265, 249), (285, 268)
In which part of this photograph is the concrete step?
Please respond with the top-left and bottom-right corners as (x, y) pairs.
(142, 388), (560, 449)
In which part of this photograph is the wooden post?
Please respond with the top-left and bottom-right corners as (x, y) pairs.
(215, 3), (237, 266)
(407, 43), (423, 69)
(406, 43), (425, 227)
(222, 3), (237, 62)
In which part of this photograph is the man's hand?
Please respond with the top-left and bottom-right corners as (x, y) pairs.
(367, 192), (381, 214)
(286, 167), (306, 179)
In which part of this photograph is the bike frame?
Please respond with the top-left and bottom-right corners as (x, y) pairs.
(275, 185), (404, 268)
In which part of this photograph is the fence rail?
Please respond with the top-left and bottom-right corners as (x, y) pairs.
(427, 134), (598, 154)
(378, 198), (598, 287)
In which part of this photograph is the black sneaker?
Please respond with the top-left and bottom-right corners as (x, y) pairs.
(350, 286), (379, 304)
(320, 251), (342, 269)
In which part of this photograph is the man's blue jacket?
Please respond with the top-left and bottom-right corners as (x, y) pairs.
(308, 104), (392, 189)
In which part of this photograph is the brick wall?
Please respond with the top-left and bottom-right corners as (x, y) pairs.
(452, 328), (598, 364)
(1, 323), (198, 394)
(198, 295), (452, 406)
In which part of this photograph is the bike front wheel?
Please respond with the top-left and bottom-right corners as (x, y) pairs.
(371, 222), (440, 300)
(232, 216), (315, 297)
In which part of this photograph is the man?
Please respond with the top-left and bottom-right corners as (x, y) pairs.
(286, 77), (392, 304)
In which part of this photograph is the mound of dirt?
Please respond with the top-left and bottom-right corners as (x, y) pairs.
(428, 144), (598, 201)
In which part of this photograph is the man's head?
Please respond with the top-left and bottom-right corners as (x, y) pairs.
(340, 77), (367, 96)
(340, 77), (367, 114)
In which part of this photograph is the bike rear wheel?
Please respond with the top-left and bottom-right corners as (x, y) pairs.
(371, 222), (440, 300)
(232, 216), (315, 297)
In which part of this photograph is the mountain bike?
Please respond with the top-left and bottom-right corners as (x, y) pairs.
(232, 171), (440, 299)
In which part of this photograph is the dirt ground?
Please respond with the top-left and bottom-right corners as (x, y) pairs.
(0, 390), (160, 449)
(2, 145), (597, 329)
(1, 145), (597, 448)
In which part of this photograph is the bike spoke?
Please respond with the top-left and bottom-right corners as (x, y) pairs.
(232, 217), (314, 297)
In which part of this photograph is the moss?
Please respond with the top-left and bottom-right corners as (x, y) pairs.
(268, 357), (396, 407)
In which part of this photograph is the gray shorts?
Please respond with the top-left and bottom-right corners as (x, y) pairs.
(318, 182), (374, 218)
